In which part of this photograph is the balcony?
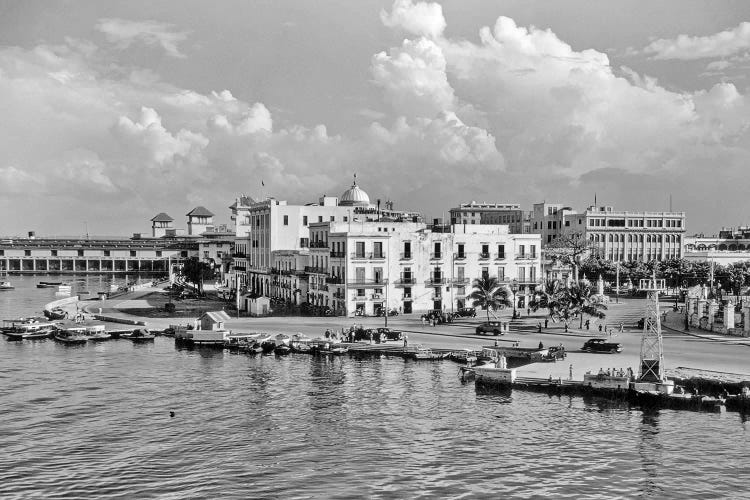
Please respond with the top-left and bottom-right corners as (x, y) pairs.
(326, 275), (345, 284)
(452, 277), (470, 284)
(454, 253), (466, 260)
(395, 277), (415, 286)
(309, 241), (329, 249)
(400, 252), (413, 260)
(478, 252), (490, 260)
(371, 293), (384, 300)
(351, 252), (386, 260)
(494, 253), (506, 260)
(430, 252), (443, 260)
(304, 266), (329, 274)
(333, 291), (345, 299)
(347, 279), (386, 287)
(330, 251), (346, 258)
(516, 253), (537, 260)
(428, 276), (446, 285)
(232, 252), (246, 258)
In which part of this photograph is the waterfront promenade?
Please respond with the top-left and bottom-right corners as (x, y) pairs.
(78, 288), (750, 383)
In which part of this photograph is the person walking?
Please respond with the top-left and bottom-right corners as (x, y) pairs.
(403, 334), (408, 348)
(585, 319), (590, 330)
(598, 324), (603, 333)
(569, 364), (573, 380)
(544, 318), (549, 329)
(619, 322), (624, 333)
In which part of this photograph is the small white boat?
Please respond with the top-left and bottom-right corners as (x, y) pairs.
(85, 324), (111, 341)
(0, 281), (14, 290)
(2, 318), (57, 340)
(57, 284), (72, 294)
(54, 327), (89, 345)
(408, 345), (445, 360)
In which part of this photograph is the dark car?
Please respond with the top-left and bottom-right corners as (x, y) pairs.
(581, 338), (622, 354)
(476, 321), (504, 336)
(377, 327), (402, 340)
(455, 307), (477, 318)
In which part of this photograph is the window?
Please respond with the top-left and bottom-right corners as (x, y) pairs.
(434, 242), (441, 258)
(498, 267), (505, 281)
(283, 215), (289, 225)
(357, 289), (365, 297)
(77, 250), (84, 257)
(404, 287), (412, 298)
(51, 250), (57, 257)
(457, 266), (465, 280)
(518, 267), (526, 281)
(330, 216), (335, 222)
(565, 220), (570, 227)
(481, 266), (489, 279)
(130, 251), (137, 257)
(374, 267), (383, 284)
(343, 216), (348, 222)
(530, 245), (536, 257)
(519, 245), (525, 257)
(25, 250), (31, 256)
(498, 244), (505, 258)
(457, 243), (465, 258)
(374, 241), (383, 258)
(355, 242), (365, 258)
(403, 241), (411, 258)
(300, 238), (309, 247)
(156, 251), (162, 258)
(318, 216), (323, 223)
(104, 250), (111, 257)
(302, 216), (308, 226)
(355, 267), (365, 282)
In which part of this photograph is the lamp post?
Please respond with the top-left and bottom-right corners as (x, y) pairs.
(510, 279), (519, 319)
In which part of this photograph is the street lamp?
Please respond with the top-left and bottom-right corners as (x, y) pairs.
(510, 279), (519, 319)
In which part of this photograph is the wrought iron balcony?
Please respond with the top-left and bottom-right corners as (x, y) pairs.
(395, 277), (415, 285)
(330, 251), (346, 258)
(325, 275), (345, 284)
(304, 266), (329, 274)
(309, 241), (329, 249)
(430, 252), (443, 260)
(428, 276), (446, 284)
(478, 252), (490, 260)
(454, 253), (466, 260)
(351, 252), (386, 260)
(400, 252), (413, 260)
(494, 253), (506, 260)
(515, 253), (537, 259)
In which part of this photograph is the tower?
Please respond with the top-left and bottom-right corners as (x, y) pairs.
(636, 274), (674, 394)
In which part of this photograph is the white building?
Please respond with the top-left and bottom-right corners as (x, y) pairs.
(684, 227), (750, 265)
(307, 220), (542, 317)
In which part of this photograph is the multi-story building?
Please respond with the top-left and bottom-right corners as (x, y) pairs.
(306, 220), (542, 317)
(530, 204), (686, 262)
(228, 195), (255, 290)
(245, 178), (422, 299)
(449, 202), (528, 234)
(684, 227), (750, 265)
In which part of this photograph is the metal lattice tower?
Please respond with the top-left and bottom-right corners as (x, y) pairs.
(638, 276), (667, 383)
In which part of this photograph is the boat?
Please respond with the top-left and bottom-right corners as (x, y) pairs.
(85, 324), (111, 341)
(274, 344), (292, 355)
(449, 349), (479, 365)
(330, 345), (349, 355)
(44, 308), (68, 320)
(0, 281), (14, 290)
(37, 281), (62, 288)
(2, 318), (58, 340)
(408, 345), (445, 360)
(54, 326), (89, 344)
(56, 284), (72, 294)
(121, 328), (155, 342)
(244, 342), (264, 355)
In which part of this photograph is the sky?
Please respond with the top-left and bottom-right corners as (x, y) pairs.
(2, 0), (750, 237)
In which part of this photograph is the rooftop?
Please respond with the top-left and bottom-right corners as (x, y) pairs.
(187, 206), (215, 217)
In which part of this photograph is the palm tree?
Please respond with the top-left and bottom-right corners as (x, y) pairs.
(529, 280), (563, 318)
(568, 280), (608, 328)
(468, 276), (512, 322)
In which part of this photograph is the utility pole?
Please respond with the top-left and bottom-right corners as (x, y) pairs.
(615, 262), (620, 304)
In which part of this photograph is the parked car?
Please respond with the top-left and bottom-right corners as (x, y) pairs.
(475, 321), (504, 335)
(581, 338), (623, 354)
(377, 327), (402, 340)
(455, 307), (477, 318)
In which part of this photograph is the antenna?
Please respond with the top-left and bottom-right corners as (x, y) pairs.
(669, 194), (673, 212)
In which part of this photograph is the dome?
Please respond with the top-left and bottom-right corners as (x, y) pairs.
(339, 177), (370, 207)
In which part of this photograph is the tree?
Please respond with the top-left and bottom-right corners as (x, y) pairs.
(529, 280), (565, 319)
(544, 231), (596, 282)
(182, 257), (215, 294)
(468, 276), (512, 322)
(567, 280), (608, 328)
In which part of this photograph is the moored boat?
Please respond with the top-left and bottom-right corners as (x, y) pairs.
(0, 281), (14, 290)
(85, 324), (111, 341)
(274, 344), (292, 355)
(121, 328), (155, 342)
(408, 345), (445, 360)
(2, 318), (58, 340)
(37, 281), (63, 288)
(44, 308), (68, 320)
(54, 326), (89, 344)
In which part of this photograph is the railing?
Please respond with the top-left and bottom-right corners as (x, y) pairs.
(454, 253), (466, 260)
(351, 252), (386, 260)
(516, 253), (537, 259)
(347, 279), (386, 287)
(452, 277), (470, 284)
(330, 251), (346, 258)
(232, 252), (246, 258)
(495, 253), (506, 260)
(326, 276), (344, 284)
(309, 241), (329, 249)
(430, 252), (443, 260)
(304, 266), (329, 274)
(371, 294), (383, 300)
(396, 277), (415, 285)
(479, 252), (490, 260)
(400, 252), (413, 260)
(428, 276), (446, 284)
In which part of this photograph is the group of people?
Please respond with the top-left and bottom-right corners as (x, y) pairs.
(596, 367), (634, 378)
(420, 311), (454, 327)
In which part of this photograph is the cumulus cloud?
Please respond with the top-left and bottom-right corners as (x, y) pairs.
(642, 22), (750, 60)
(96, 18), (189, 58)
(380, 0), (446, 38)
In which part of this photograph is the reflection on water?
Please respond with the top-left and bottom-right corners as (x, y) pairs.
(1, 285), (749, 497)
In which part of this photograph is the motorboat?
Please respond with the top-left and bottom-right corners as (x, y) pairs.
(121, 328), (155, 342)
(244, 342), (264, 355)
(44, 308), (68, 320)
(85, 324), (111, 341)
(0, 281), (14, 290)
(449, 349), (479, 365)
(54, 326), (89, 345)
(408, 345), (445, 361)
(2, 318), (58, 340)
(56, 284), (72, 295)
(37, 281), (63, 289)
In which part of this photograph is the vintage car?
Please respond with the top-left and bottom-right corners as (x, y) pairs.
(376, 327), (402, 341)
(475, 321), (505, 336)
(581, 338), (623, 354)
(454, 307), (477, 318)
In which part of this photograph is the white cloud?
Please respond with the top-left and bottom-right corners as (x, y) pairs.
(380, 0), (446, 39)
(643, 22), (750, 60)
(96, 18), (189, 58)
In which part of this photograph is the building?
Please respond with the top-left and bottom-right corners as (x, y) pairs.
(228, 195), (255, 291)
(187, 206), (215, 236)
(306, 220), (542, 317)
(449, 202), (528, 234)
(529, 204), (686, 262)
(151, 213), (175, 238)
(684, 227), (750, 265)
(244, 177), (421, 300)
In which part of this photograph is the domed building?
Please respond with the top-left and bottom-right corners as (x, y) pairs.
(339, 177), (371, 207)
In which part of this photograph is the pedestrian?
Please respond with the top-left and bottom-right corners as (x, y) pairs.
(538, 341), (544, 349)
(421, 315), (426, 326)
(544, 318), (548, 329)
(369, 330), (373, 344)
(564, 323), (568, 333)
(585, 319), (590, 330)
(609, 328), (612, 337)
(527, 307), (531, 316)
(537, 322), (542, 333)
(569, 364), (573, 380)
(598, 324), (602, 332)
(403, 334), (408, 348)
(619, 322), (624, 333)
